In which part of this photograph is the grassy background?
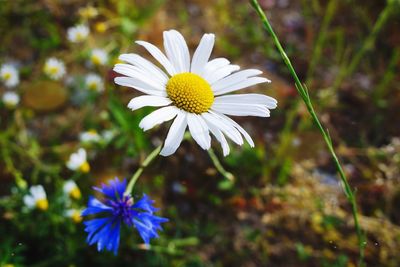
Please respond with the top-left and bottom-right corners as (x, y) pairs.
(1, 0), (400, 266)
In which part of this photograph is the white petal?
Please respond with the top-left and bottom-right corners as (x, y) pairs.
(139, 106), (179, 131)
(113, 64), (165, 91)
(204, 58), (230, 73)
(216, 112), (254, 147)
(114, 77), (167, 97)
(136, 40), (177, 76)
(163, 30), (190, 73)
(187, 113), (211, 150)
(214, 77), (270, 96)
(119, 54), (169, 84)
(212, 103), (270, 117)
(212, 69), (266, 91)
(204, 65), (240, 85)
(127, 95), (172, 111)
(78, 148), (86, 160)
(214, 94), (277, 109)
(202, 114), (230, 156)
(160, 111), (187, 156)
(191, 33), (215, 75)
(30, 185), (45, 199)
(23, 196), (35, 208)
(202, 112), (243, 145)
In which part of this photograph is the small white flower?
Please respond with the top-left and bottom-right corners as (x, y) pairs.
(0, 64), (19, 88)
(65, 208), (83, 223)
(44, 57), (66, 80)
(79, 129), (101, 143)
(67, 24), (89, 43)
(23, 185), (48, 211)
(66, 148), (90, 173)
(90, 48), (108, 66)
(63, 180), (81, 199)
(101, 129), (116, 142)
(2, 91), (20, 108)
(113, 29), (277, 157)
(85, 73), (104, 92)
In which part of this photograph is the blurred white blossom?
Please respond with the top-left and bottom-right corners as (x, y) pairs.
(85, 73), (104, 92)
(44, 57), (66, 80)
(2, 91), (20, 108)
(23, 185), (48, 211)
(0, 64), (19, 88)
(90, 48), (108, 66)
(67, 24), (89, 43)
(66, 148), (90, 173)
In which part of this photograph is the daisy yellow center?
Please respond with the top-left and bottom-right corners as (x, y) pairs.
(3, 73), (11, 81)
(79, 161), (90, 173)
(69, 187), (81, 199)
(91, 55), (101, 65)
(47, 66), (59, 75)
(71, 210), (82, 223)
(88, 129), (97, 135)
(76, 33), (84, 41)
(88, 82), (98, 90)
(166, 73), (214, 114)
(36, 198), (48, 211)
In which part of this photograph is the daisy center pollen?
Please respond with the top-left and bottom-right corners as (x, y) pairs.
(166, 73), (214, 114)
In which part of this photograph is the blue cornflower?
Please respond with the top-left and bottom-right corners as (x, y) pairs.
(82, 177), (168, 255)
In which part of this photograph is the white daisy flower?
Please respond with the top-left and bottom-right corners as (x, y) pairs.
(44, 57), (66, 80)
(113, 29), (277, 156)
(85, 73), (104, 92)
(63, 180), (81, 199)
(65, 208), (83, 223)
(2, 91), (20, 108)
(67, 24), (89, 43)
(23, 185), (48, 211)
(79, 129), (101, 143)
(90, 48), (108, 66)
(0, 64), (19, 88)
(66, 148), (90, 173)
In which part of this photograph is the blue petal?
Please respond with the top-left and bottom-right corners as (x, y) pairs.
(106, 221), (121, 255)
(132, 194), (158, 214)
(132, 213), (168, 244)
(82, 197), (113, 216)
(95, 221), (113, 251)
(94, 177), (127, 201)
(132, 218), (154, 244)
(84, 217), (111, 244)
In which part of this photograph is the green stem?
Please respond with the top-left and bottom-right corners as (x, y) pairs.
(124, 144), (162, 196)
(250, 0), (366, 265)
(207, 148), (235, 181)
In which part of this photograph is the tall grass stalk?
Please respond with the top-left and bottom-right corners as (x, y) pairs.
(249, 0), (366, 265)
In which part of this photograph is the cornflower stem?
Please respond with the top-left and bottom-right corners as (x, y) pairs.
(207, 148), (235, 181)
(250, 0), (366, 265)
(124, 144), (162, 196)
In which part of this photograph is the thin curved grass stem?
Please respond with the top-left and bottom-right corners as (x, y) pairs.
(249, 0), (366, 265)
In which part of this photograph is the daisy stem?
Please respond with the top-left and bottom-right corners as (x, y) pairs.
(250, 0), (366, 265)
(207, 148), (235, 181)
(125, 144), (162, 196)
